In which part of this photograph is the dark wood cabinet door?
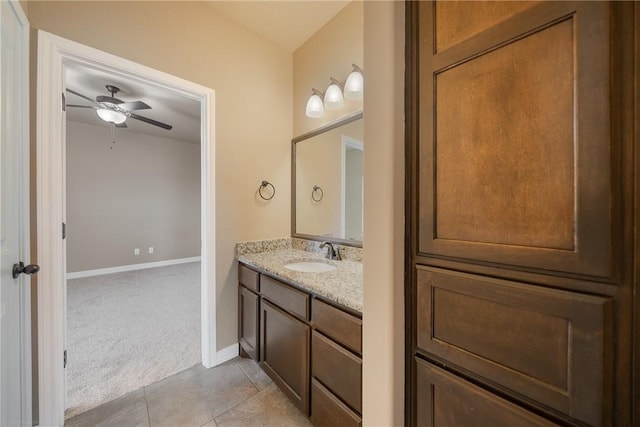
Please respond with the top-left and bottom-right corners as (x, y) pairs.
(238, 285), (259, 361)
(416, 1), (614, 278)
(260, 299), (310, 415)
(406, 1), (637, 426)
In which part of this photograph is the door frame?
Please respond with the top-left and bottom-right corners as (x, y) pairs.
(36, 30), (217, 426)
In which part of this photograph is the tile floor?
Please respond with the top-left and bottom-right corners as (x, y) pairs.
(65, 357), (312, 427)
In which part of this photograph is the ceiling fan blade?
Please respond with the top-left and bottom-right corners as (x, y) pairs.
(119, 101), (151, 111)
(129, 113), (173, 130)
(96, 95), (123, 105)
(66, 104), (96, 109)
(66, 88), (99, 106)
(115, 122), (128, 128)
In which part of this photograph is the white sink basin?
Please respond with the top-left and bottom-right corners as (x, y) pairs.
(284, 261), (336, 273)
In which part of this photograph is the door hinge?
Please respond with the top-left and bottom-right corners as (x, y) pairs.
(62, 92), (66, 112)
(62, 222), (66, 240)
(64, 350), (67, 368)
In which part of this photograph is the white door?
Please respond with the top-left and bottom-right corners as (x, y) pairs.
(1, 1), (33, 426)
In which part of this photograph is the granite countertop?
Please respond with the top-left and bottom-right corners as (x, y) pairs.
(237, 248), (363, 313)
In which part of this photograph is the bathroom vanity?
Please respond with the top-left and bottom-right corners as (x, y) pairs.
(236, 240), (363, 426)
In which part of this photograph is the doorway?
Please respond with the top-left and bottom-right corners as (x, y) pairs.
(64, 62), (203, 417)
(36, 31), (217, 426)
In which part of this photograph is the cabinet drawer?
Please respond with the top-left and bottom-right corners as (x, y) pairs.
(312, 298), (362, 355)
(238, 264), (259, 292)
(261, 275), (309, 320)
(311, 378), (361, 427)
(415, 358), (557, 426)
(415, 266), (612, 425)
(312, 331), (362, 414)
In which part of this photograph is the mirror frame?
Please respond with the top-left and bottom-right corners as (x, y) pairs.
(291, 111), (364, 247)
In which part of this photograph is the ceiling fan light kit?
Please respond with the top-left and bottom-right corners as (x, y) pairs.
(66, 85), (173, 130)
(96, 108), (127, 124)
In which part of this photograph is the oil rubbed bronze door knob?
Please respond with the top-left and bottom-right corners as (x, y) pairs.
(12, 262), (40, 279)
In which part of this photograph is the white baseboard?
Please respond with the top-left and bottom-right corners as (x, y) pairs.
(216, 343), (239, 365)
(66, 256), (202, 279)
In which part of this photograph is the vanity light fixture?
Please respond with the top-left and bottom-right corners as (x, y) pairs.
(343, 64), (364, 100)
(96, 108), (127, 125)
(305, 64), (364, 118)
(305, 88), (325, 118)
(324, 78), (344, 110)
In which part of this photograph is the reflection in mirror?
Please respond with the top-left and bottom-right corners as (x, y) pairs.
(293, 113), (363, 246)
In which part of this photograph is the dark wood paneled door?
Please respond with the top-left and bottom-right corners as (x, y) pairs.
(238, 285), (259, 360)
(260, 299), (310, 415)
(406, 1), (637, 426)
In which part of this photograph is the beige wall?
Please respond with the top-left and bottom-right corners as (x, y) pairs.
(362, 1), (405, 425)
(66, 120), (201, 273)
(293, 1), (364, 136)
(26, 1), (292, 351)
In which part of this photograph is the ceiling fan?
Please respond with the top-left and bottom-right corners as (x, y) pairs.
(66, 84), (173, 130)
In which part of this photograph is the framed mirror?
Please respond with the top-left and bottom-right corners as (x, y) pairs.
(292, 111), (363, 247)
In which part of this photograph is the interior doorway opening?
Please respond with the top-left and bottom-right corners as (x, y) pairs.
(36, 30), (217, 426)
(63, 61), (204, 417)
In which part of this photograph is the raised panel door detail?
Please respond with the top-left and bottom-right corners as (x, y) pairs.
(432, 288), (568, 389)
(238, 286), (259, 360)
(415, 358), (557, 426)
(435, 19), (574, 250)
(415, 266), (612, 425)
(260, 299), (310, 415)
(434, 1), (538, 52)
(418, 2), (612, 277)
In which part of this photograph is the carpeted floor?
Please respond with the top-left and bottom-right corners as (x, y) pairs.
(65, 262), (201, 419)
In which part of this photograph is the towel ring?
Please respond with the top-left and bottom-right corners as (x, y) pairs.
(312, 185), (324, 202)
(259, 180), (275, 200)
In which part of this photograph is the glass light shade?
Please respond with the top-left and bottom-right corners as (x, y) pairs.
(96, 108), (127, 124)
(305, 94), (324, 118)
(324, 83), (344, 110)
(344, 70), (364, 100)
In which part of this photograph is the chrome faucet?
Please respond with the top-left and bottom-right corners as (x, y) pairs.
(320, 241), (341, 260)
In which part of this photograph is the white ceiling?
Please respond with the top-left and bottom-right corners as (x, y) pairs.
(66, 1), (349, 142)
(206, 1), (351, 52)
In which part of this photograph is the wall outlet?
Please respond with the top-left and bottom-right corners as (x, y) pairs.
(148, 246), (154, 254)
(134, 248), (140, 255)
